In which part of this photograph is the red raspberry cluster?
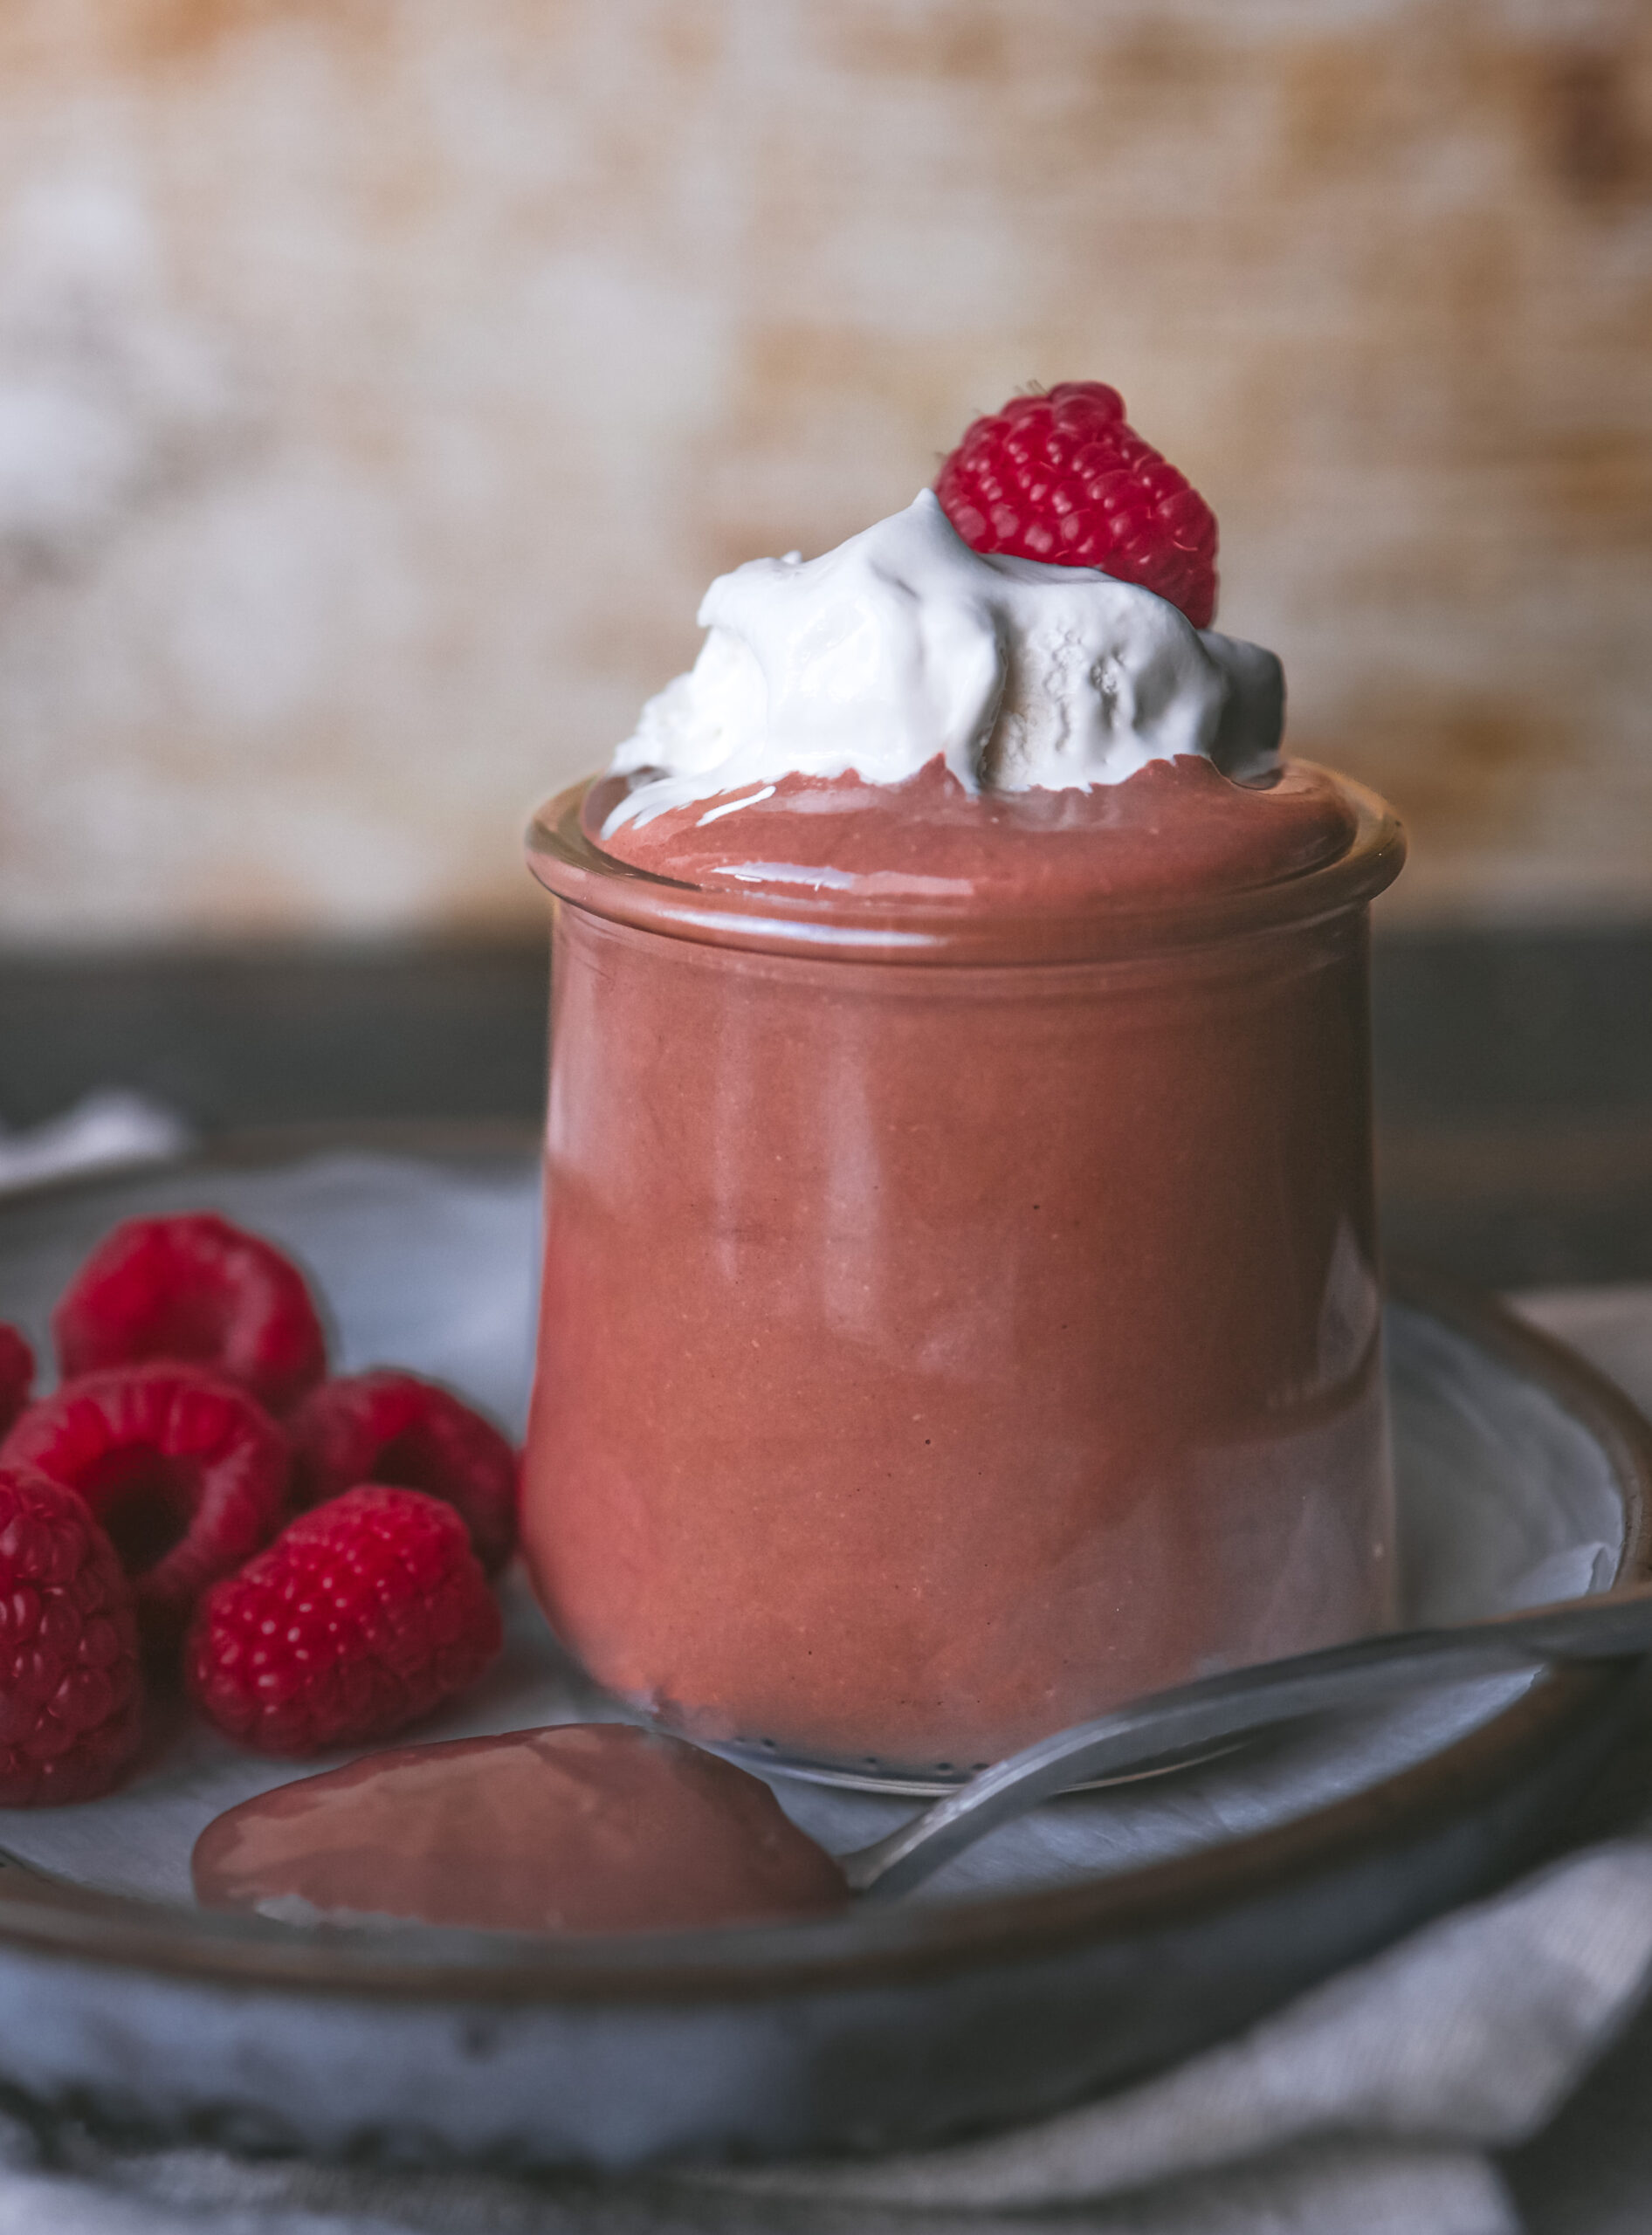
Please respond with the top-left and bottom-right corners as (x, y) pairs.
(0, 1212), (517, 1798)
(936, 381), (1219, 629)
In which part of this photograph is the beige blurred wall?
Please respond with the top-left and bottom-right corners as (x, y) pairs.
(0, 0), (1649, 941)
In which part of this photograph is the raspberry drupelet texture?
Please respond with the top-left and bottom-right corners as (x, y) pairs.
(936, 382), (1219, 629)
(186, 1486), (503, 1756)
(286, 1371), (519, 1575)
(0, 1462), (143, 1805)
(2, 1363), (290, 1654)
(0, 1325), (33, 1440)
(53, 1214), (328, 1417)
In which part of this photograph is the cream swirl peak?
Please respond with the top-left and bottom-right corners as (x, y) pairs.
(603, 492), (1284, 835)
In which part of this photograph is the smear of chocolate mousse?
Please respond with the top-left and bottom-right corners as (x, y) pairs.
(192, 1723), (849, 1935)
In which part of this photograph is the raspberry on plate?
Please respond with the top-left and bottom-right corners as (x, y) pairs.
(2, 1364), (290, 1654)
(186, 1486), (503, 1757)
(0, 1325), (33, 1439)
(936, 381), (1219, 629)
(0, 1462), (143, 1805)
(53, 1213), (328, 1417)
(287, 1372), (519, 1575)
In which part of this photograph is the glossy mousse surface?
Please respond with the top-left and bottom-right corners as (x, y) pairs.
(596, 755), (1358, 910)
(192, 1723), (850, 1934)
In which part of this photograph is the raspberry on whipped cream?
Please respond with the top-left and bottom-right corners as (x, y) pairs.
(937, 382), (1219, 627)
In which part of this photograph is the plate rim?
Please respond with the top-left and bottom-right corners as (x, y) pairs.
(0, 1152), (1647, 2008)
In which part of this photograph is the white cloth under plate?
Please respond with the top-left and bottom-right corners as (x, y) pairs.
(0, 1092), (191, 1199)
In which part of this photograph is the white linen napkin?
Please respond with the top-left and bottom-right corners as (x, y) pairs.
(0, 1090), (191, 1198)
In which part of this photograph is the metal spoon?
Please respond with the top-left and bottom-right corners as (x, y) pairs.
(840, 1584), (1652, 1900)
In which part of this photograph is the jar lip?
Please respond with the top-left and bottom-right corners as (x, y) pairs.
(525, 765), (1406, 965)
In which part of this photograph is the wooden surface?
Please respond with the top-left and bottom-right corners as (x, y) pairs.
(1374, 925), (1652, 1284)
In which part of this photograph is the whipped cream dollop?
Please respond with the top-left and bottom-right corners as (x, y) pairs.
(604, 492), (1284, 834)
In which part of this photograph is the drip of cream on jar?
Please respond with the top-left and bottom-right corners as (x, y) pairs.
(603, 491), (1284, 836)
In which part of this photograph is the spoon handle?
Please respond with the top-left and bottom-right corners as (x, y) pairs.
(843, 1584), (1652, 1898)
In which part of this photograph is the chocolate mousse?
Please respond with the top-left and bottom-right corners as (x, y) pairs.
(192, 1723), (849, 1934)
(522, 414), (1404, 1777)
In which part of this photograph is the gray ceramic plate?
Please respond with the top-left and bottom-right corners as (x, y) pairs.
(0, 1145), (1645, 2171)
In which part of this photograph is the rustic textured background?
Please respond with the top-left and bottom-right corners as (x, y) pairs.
(0, 0), (1649, 941)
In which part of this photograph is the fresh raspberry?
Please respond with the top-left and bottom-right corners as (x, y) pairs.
(2, 1365), (290, 1654)
(0, 1462), (142, 1805)
(936, 382), (1219, 628)
(286, 1372), (518, 1575)
(0, 1325), (34, 1439)
(186, 1486), (503, 1757)
(53, 1214), (328, 1417)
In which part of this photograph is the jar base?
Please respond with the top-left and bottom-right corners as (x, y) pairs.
(692, 1727), (1248, 1798)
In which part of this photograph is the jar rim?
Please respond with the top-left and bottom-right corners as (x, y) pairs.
(525, 765), (1406, 965)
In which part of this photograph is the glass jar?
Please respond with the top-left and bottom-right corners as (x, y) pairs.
(522, 770), (1405, 1780)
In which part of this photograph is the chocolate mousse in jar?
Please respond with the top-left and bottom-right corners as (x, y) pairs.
(523, 385), (1404, 1781)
